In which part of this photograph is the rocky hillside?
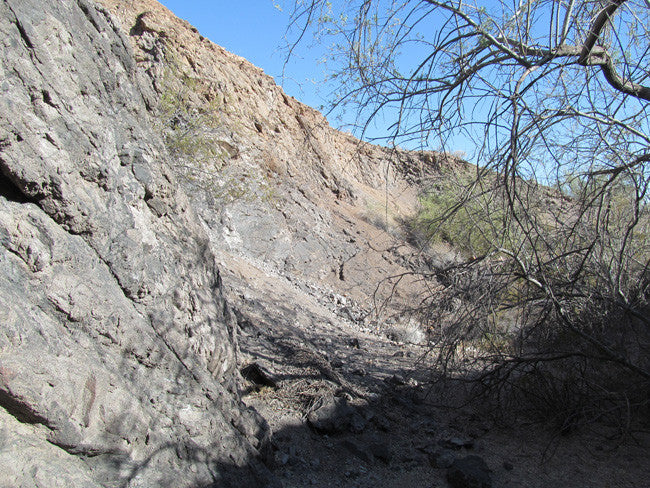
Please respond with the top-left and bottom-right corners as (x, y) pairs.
(97, 0), (462, 321)
(3, 1), (647, 488)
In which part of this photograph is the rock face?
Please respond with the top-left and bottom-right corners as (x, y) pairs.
(0, 0), (272, 486)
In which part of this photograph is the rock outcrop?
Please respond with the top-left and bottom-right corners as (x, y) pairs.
(0, 0), (272, 486)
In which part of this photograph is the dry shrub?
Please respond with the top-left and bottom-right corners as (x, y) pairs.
(384, 317), (427, 344)
(417, 253), (650, 437)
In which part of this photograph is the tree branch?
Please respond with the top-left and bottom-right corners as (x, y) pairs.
(578, 0), (627, 65)
(578, 0), (650, 101)
(589, 153), (650, 176)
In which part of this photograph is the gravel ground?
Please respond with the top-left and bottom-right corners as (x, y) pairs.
(220, 251), (650, 488)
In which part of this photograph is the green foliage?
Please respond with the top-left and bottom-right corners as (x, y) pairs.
(157, 58), (226, 166)
(153, 46), (278, 205)
(412, 172), (508, 256)
(211, 169), (280, 205)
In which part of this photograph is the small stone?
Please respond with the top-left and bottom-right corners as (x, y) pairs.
(447, 455), (492, 488)
(440, 436), (475, 450)
(307, 396), (354, 434)
(430, 449), (456, 469)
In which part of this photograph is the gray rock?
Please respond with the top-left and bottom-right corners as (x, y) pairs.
(307, 396), (361, 434)
(447, 455), (492, 488)
(430, 449), (457, 469)
(0, 1), (272, 486)
(307, 397), (349, 433)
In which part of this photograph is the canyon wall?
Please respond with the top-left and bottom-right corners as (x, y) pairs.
(0, 1), (273, 486)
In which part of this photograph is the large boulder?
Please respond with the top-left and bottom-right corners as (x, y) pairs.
(0, 0), (272, 486)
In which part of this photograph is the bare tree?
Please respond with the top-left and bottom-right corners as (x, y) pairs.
(286, 0), (650, 431)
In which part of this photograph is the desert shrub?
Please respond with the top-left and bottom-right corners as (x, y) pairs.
(156, 53), (228, 170)
(410, 171), (513, 257)
(415, 173), (650, 433)
(152, 47), (280, 205)
(384, 317), (427, 344)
